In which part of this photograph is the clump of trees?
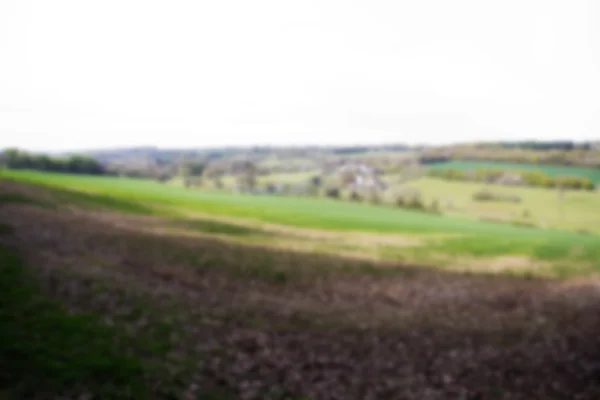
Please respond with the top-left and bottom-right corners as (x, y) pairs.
(234, 161), (258, 191)
(1, 148), (105, 175)
(428, 167), (595, 191)
(394, 188), (425, 211)
(325, 187), (340, 199)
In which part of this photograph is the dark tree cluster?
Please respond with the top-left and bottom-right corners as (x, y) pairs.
(497, 141), (589, 151)
(0, 148), (105, 175)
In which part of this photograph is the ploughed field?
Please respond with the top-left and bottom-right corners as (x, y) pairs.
(1, 172), (600, 399)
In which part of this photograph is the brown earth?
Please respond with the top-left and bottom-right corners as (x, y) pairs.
(1, 181), (600, 399)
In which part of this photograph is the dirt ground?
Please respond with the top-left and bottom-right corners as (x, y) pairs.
(1, 181), (600, 399)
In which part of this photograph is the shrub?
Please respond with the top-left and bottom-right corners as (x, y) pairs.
(582, 179), (595, 191)
(395, 192), (426, 211)
(156, 174), (170, 183)
(472, 189), (494, 201)
(408, 196), (425, 210)
(325, 187), (340, 199)
(349, 191), (362, 202)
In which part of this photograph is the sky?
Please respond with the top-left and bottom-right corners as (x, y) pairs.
(1, 0), (599, 151)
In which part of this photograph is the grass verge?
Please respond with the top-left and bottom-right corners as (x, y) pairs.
(0, 243), (160, 398)
(0, 237), (213, 399)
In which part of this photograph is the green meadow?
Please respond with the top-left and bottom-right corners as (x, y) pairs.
(2, 169), (600, 277)
(410, 177), (600, 234)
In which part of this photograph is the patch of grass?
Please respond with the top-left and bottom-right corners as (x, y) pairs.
(0, 235), (246, 399)
(0, 223), (13, 235)
(0, 245), (152, 398)
(51, 186), (159, 215)
(0, 193), (49, 208)
(410, 177), (600, 234)
(172, 217), (263, 236)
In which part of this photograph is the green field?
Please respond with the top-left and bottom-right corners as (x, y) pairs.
(2, 169), (600, 277)
(429, 160), (600, 183)
(410, 177), (600, 234)
(203, 167), (600, 235)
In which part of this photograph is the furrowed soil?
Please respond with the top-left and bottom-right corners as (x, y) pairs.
(1, 180), (600, 399)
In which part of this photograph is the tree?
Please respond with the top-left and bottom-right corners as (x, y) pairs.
(339, 170), (356, 187)
(325, 187), (340, 199)
(349, 191), (362, 202)
(236, 161), (257, 191)
(1, 148), (104, 175)
(66, 155), (103, 174)
(203, 164), (222, 181)
(177, 154), (191, 187)
(184, 161), (204, 177)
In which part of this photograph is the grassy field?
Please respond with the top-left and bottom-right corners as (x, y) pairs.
(428, 160), (600, 183)
(409, 177), (600, 234)
(2, 172), (600, 398)
(2, 169), (600, 277)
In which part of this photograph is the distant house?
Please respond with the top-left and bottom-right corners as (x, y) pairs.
(347, 177), (387, 193)
(337, 163), (388, 193)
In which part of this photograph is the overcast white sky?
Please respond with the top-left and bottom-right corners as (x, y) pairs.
(1, 0), (599, 151)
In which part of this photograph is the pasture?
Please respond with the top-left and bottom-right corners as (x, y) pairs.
(410, 177), (600, 234)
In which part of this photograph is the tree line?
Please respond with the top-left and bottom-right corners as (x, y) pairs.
(428, 167), (596, 191)
(0, 148), (105, 175)
(496, 141), (594, 151)
(419, 145), (600, 168)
